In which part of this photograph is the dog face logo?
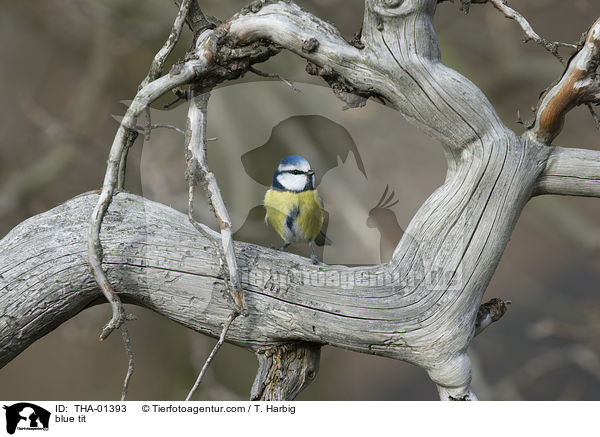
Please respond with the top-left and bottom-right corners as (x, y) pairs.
(3, 403), (50, 434)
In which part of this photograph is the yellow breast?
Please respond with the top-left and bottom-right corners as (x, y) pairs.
(264, 189), (324, 243)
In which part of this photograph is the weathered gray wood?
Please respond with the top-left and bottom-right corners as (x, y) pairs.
(529, 17), (600, 144)
(251, 344), (321, 401)
(534, 146), (600, 197)
(2, 0), (599, 400)
(89, 52), (211, 339)
(227, 0), (552, 397)
(222, 1), (600, 397)
(185, 88), (245, 311)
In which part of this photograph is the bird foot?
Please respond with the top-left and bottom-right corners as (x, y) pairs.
(310, 253), (321, 265)
(309, 242), (322, 265)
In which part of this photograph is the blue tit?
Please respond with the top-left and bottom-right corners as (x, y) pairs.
(264, 155), (329, 264)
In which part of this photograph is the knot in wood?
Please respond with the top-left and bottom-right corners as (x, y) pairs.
(184, 156), (204, 186)
(241, 0), (274, 15)
(302, 38), (319, 54)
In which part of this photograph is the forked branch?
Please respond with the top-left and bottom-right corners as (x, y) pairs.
(185, 88), (245, 311)
(5, 0), (596, 402)
(529, 18), (600, 144)
(88, 54), (210, 340)
(139, 0), (194, 89)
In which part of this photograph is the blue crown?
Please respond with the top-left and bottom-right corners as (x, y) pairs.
(279, 155), (308, 166)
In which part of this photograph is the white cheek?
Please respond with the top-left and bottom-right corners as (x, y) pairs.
(279, 161), (310, 173)
(277, 173), (307, 191)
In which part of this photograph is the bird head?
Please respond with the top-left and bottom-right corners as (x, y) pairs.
(271, 155), (316, 192)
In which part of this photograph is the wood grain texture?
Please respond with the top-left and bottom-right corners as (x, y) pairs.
(535, 146), (600, 197)
(2, 0), (599, 400)
(226, 0), (560, 396)
(251, 344), (321, 401)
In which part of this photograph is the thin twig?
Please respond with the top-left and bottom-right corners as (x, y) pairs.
(248, 66), (300, 92)
(133, 123), (186, 136)
(186, 330), (244, 400)
(117, 130), (138, 191)
(586, 103), (600, 132)
(183, 88), (246, 400)
(90, 71), (204, 342)
(132, 123), (220, 139)
(185, 89), (246, 312)
(487, 0), (578, 64)
(90, 15), (208, 342)
(118, 0), (193, 188)
(120, 324), (135, 401)
(88, 2), (208, 401)
(143, 106), (152, 142)
(131, 122), (219, 140)
(139, 0), (193, 89)
(185, 310), (239, 401)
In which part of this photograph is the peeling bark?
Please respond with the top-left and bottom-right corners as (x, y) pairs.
(2, 0), (600, 400)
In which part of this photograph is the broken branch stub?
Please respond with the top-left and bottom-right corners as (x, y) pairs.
(251, 344), (321, 401)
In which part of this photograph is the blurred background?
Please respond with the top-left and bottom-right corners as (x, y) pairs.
(1, 0), (599, 400)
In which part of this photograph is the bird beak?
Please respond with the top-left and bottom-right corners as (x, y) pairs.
(307, 170), (315, 176)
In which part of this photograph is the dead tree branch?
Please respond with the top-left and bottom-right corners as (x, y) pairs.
(185, 310), (239, 401)
(120, 324), (135, 402)
(529, 17), (600, 144)
(534, 146), (600, 197)
(185, 88), (245, 312)
(139, 0), (193, 89)
(87, 41), (211, 341)
(118, 0), (195, 191)
(474, 298), (511, 337)
(2, 0), (599, 401)
(251, 343), (321, 401)
(486, 0), (578, 62)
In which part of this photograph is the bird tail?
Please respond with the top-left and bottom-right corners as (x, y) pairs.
(315, 230), (332, 246)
